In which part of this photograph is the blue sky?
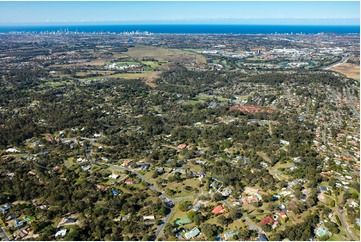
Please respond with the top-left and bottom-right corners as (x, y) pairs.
(0, 1), (359, 25)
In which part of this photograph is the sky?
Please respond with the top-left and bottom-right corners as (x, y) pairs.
(0, 1), (359, 25)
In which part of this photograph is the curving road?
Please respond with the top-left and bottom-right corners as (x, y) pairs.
(325, 194), (356, 241)
(323, 56), (348, 70)
(100, 163), (176, 239)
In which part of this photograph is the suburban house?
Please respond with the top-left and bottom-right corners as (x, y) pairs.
(81, 165), (91, 171)
(64, 218), (78, 224)
(319, 186), (329, 192)
(177, 144), (187, 149)
(242, 196), (259, 205)
(14, 219), (24, 228)
(197, 171), (206, 179)
(224, 231), (239, 240)
(184, 227), (200, 239)
(0, 204), (12, 214)
(261, 216), (275, 225)
(125, 179), (135, 185)
(122, 159), (132, 167)
(136, 164), (150, 170)
(6, 214), (16, 221)
(112, 189), (120, 196)
(221, 188), (233, 197)
(96, 185), (109, 191)
(45, 134), (54, 143)
(278, 204), (286, 210)
(256, 233), (268, 241)
(55, 229), (67, 238)
(143, 215), (155, 220)
(6, 148), (20, 153)
(173, 168), (186, 175)
(196, 160), (207, 165)
(192, 203), (202, 212)
(279, 211), (287, 219)
(175, 217), (192, 226)
(212, 205), (225, 215)
(109, 173), (120, 179)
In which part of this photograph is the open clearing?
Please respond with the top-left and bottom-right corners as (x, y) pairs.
(125, 46), (206, 66)
(331, 63), (360, 80)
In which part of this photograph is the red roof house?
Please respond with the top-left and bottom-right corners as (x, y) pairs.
(122, 159), (132, 167)
(261, 216), (275, 225)
(97, 185), (109, 191)
(46, 134), (54, 143)
(177, 144), (187, 149)
(279, 211), (287, 218)
(212, 205), (224, 215)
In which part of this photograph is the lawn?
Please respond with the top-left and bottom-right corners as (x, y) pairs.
(38, 80), (73, 88)
(181, 100), (205, 106)
(78, 72), (161, 82)
(113, 61), (141, 67)
(329, 234), (346, 241)
(164, 178), (201, 198)
(142, 60), (170, 70)
(227, 219), (246, 231)
(271, 160), (295, 170)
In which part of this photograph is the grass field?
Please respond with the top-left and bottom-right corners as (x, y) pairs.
(331, 63), (360, 80)
(270, 160), (294, 170)
(125, 46), (206, 65)
(141, 60), (170, 70)
(79, 72), (160, 81)
(38, 80), (74, 88)
(181, 100), (205, 106)
(329, 234), (346, 241)
(196, 94), (228, 102)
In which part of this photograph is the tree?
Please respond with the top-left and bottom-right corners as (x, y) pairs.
(217, 215), (228, 226)
(213, 193), (224, 202)
(193, 214), (201, 225)
(187, 210), (197, 220)
(179, 201), (192, 212)
(200, 224), (218, 239)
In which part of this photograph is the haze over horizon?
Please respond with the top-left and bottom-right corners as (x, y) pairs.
(0, 1), (359, 26)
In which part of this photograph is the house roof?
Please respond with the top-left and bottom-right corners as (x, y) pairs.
(55, 229), (67, 237)
(65, 218), (77, 224)
(261, 216), (275, 225)
(192, 203), (202, 211)
(14, 220), (23, 228)
(212, 205), (224, 215)
(224, 231), (239, 239)
(184, 227), (200, 239)
(175, 217), (192, 226)
(256, 233), (268, 241)
(320, 186), (328, 191)
(178, 144), (187, 149)
(112, 189), (120, 195)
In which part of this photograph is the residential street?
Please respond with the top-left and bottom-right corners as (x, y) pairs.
(325, 194), (356, 241)
(0, 227), (10, 241)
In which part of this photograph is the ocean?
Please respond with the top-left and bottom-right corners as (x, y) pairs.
(0, 25), (359, 34)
